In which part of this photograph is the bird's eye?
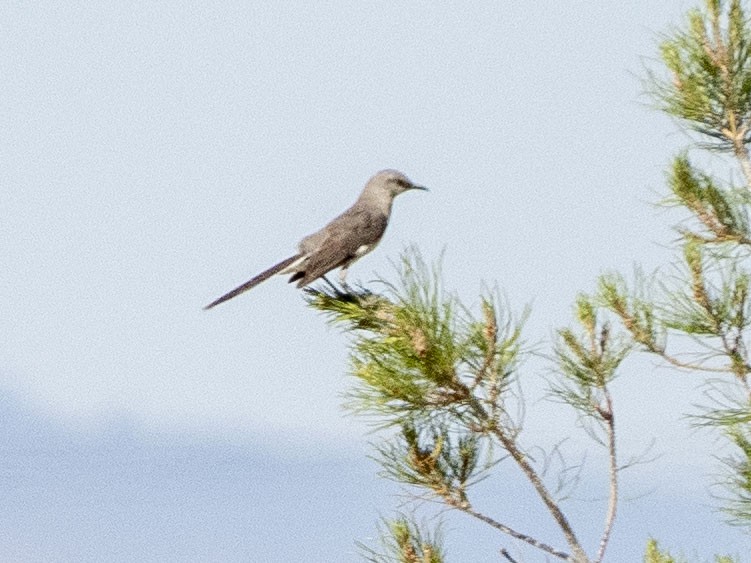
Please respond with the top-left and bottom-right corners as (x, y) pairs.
(393, 178), (410, 189)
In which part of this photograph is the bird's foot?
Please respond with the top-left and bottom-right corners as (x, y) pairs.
(321, 275), (339, 292)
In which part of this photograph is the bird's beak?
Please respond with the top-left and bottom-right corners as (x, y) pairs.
(411, 185), (429, 191)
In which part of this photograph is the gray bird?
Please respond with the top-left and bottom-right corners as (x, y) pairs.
(204, 169), (427, 309)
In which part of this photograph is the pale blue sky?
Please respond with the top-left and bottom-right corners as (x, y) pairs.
(2, 1), (749, 561)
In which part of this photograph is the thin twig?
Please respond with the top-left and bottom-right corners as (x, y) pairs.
(446, 499), (571, 560)
(653, 349), (735, 373)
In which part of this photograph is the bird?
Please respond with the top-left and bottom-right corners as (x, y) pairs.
(204, 169), (427, 309)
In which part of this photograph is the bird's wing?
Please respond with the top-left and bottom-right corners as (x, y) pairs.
(295, 210), (388, 287)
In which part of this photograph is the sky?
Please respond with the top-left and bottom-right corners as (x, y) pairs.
(2, 1), (749, 561)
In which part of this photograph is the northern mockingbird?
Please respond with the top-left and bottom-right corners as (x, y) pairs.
(204, 169), (426, 309)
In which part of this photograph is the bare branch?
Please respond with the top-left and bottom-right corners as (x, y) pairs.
(486, 424), (589, 562)
(595, 390), (618, 563)
(444, 498), (572, 561)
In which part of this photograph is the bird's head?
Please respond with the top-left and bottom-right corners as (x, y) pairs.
(370, 169), (428, 198)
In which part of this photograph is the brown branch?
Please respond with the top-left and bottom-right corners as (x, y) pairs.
(463, 392), (589, 560)
(445, 498), (573, 561)
(713, 8), (751, 188)
(487, 424), (589, 562)
(595, 390), (618, 563)
(651, 348), (736, 373)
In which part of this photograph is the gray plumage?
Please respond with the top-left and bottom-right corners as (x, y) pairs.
(204, 169), (426, 309)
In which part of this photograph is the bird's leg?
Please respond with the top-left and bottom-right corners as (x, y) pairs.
(338, 266), (352, 293)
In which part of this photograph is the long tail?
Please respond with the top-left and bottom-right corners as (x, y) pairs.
(204, 254), (301, 310)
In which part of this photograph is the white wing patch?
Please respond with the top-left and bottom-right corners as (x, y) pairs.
(355, 244), (372, 257)
(278, 254), (309, 275)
